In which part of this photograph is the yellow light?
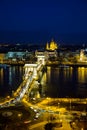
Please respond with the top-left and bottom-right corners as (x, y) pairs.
(77, 67), (87, 83)
(46, 42), (49, 50)
(0, 68), (3, 84)
(80, 50), (85, 61)
(46, 39), (58, 51)
(18, 113), (22, 117)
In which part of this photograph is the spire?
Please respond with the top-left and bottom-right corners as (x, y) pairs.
(46, 42), (49, 50)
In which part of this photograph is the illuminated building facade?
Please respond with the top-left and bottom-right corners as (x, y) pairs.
(0, 53), (5, 63)
(46, 39), (58, 51)
(80, 50), (85, 61)
(45, 39), (58, 58)
(79, 49), (87, 62)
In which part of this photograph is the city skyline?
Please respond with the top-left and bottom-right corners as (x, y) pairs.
(0, 0), (87, 44)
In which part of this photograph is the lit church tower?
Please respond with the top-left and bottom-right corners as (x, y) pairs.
(50, 40), (55, 50)
(80, 49), (84, 61)
(46, 42), (49, 50)
(46, 39), (58, 51)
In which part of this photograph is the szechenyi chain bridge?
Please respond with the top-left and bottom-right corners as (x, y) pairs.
(0, 51), (87, 109)
(0, 49), (87, 129)
(0, 54), (46, 108)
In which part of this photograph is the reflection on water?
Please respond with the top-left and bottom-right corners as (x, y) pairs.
(0, 66), (23, 97)
(45, 66), (87, 98)
(0, 65), (87, 98)
(78, 67), (87, 83)
(0, 68), (4, 86)
(63, 67), (73, 82)
(9, 67), (13, 86)
(46, 66), (51, 83)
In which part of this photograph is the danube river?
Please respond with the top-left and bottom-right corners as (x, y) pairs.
(0, 65), (24, 97)
(0, 65), (87, 98)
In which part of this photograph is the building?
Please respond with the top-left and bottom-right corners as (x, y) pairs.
(46, 39), (58, 58)
(0, 53), (5, 63)
(46, 39), (58, 51)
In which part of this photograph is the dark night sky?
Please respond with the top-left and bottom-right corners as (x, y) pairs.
(0, 0), (87, 44)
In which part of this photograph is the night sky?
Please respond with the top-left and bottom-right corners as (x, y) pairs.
(0, 0), (87, 44)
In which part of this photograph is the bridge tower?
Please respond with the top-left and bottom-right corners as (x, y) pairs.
(24, 64), (38, 79)
(37, 55), (46, 65)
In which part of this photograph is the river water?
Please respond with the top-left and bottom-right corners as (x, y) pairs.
(45, 66), (87, 98)
(0, 65), (87, 98)
(0, 65), (24, 97)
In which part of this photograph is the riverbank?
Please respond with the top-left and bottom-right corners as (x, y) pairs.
(1, 61), (87, 67)
(46, 61), (87, 67)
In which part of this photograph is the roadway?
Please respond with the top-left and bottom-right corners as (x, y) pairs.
(21, 98), (74, 130)
(22, 97), (87, 130)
